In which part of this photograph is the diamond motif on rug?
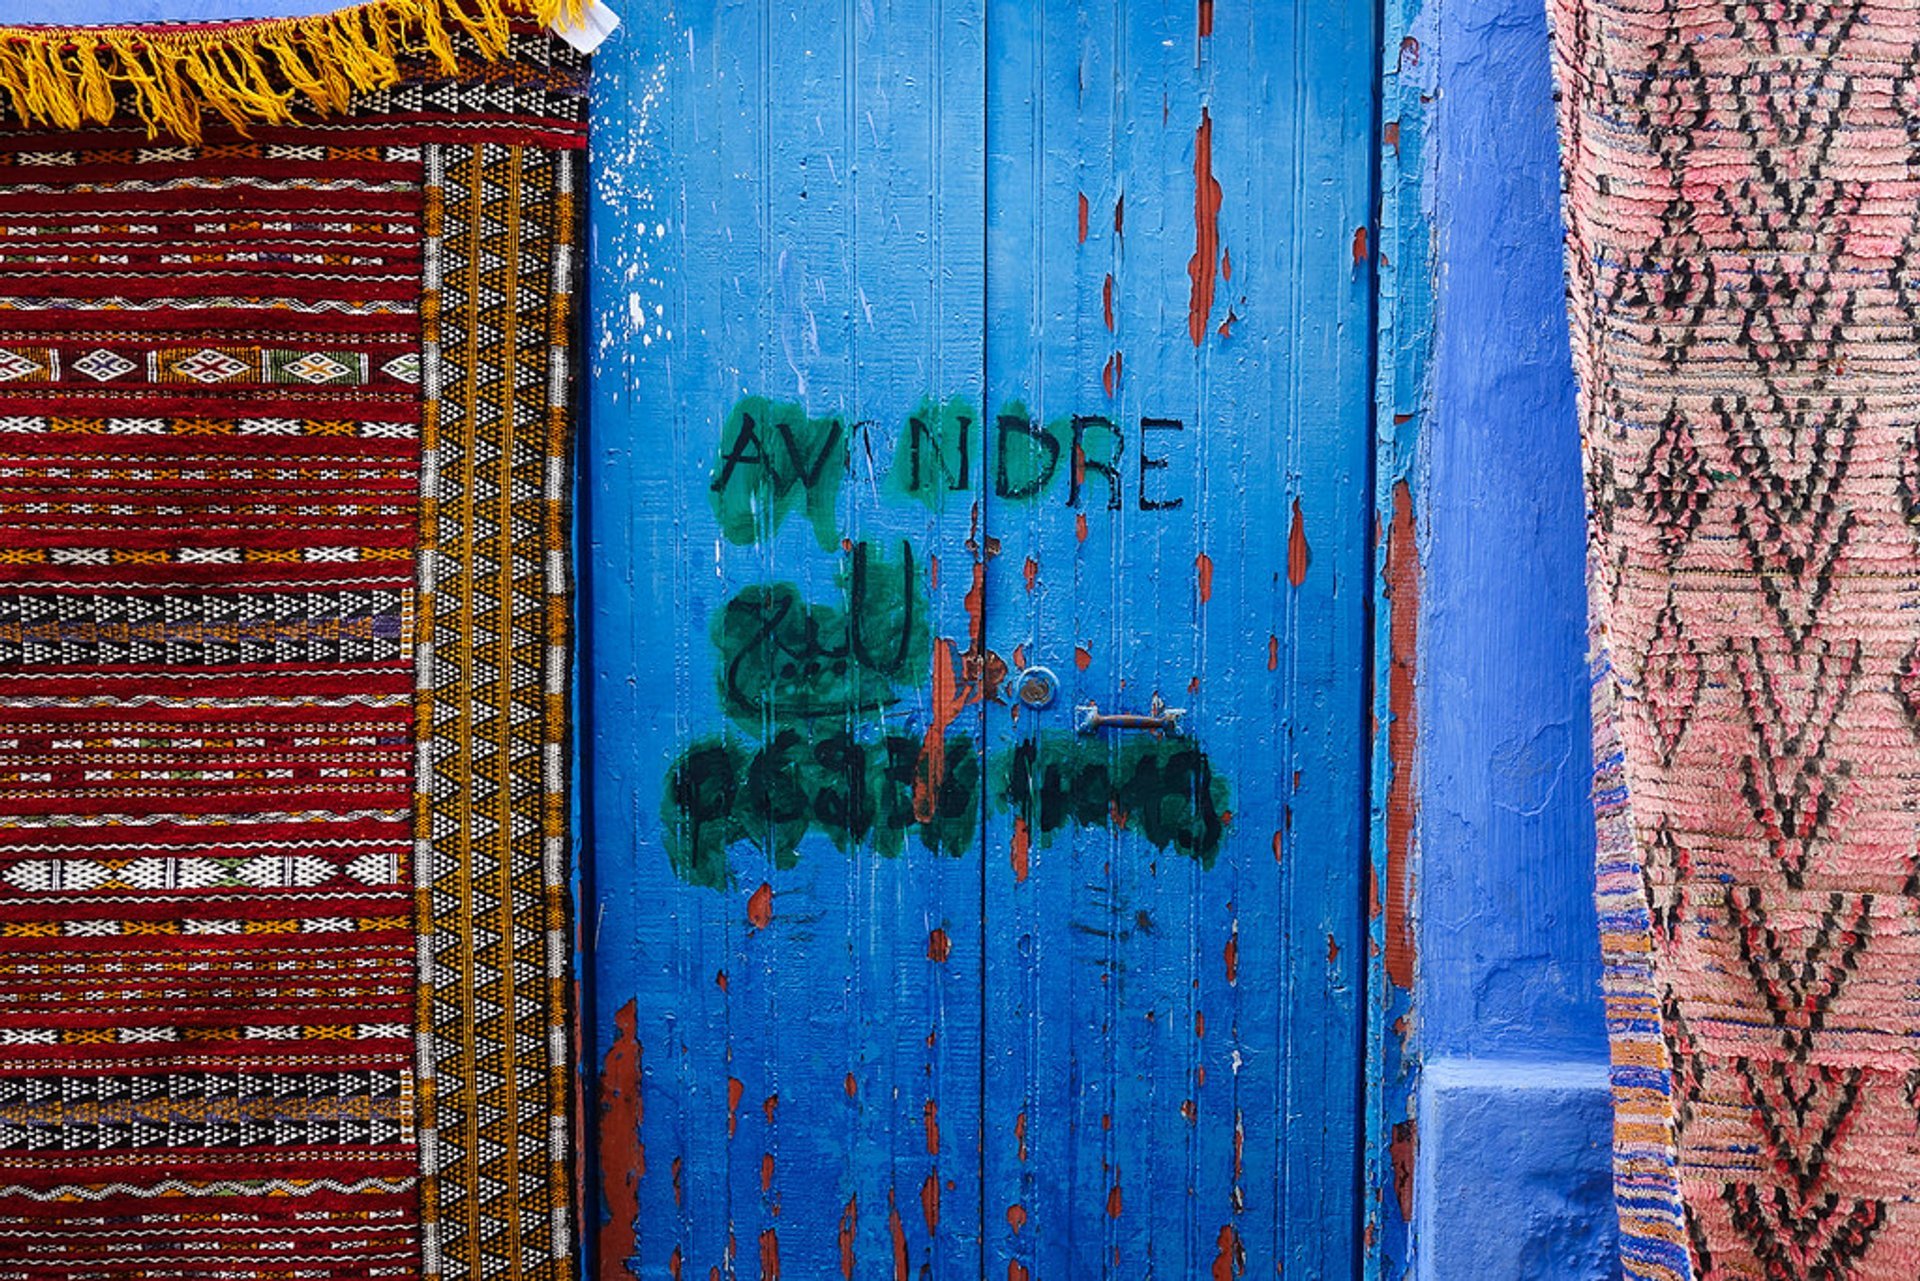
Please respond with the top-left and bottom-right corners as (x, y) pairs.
(172, 348), (247, 383)
(382, 352), (422, 384)
(0, 349), (42, 382)
(72, 349), (134, 382)
(283, 352), (352, 384)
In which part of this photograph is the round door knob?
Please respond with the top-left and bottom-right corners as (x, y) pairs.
(1016, 665), (1059, 709)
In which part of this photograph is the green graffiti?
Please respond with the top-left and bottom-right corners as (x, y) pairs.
(885, 396), (977, 507)
(668, 389), (1230, 887)
(991, 401), (1067, 502)
(988, 403), (1125, 509)
(711, 539), (928, 726)
(663, 727), (983, 888)
(664, 722), (1231, 887)
(709, 395), (848, 549)
(998, 732), (1230, 867)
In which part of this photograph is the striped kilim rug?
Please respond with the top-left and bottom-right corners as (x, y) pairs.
(1551, 3), (1920, 1279)
(0, 4), (585, 1277)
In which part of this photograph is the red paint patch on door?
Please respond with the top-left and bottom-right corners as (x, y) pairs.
(921, 1173), (941, 1232)
(1106, 1182), (1122, 1218)
(1392, 1119), (1418, 1221)
(747, 882), (773, 929)
(1074, 645), (1091, 671)
(595, 1000), (642, 1281)
(924, 1099), (941, 1154)
(838, 1197), (858, 1279)
(1267, 634), (1279, 670)
(1011, 815), (1031, 883)
(1187, 108), (1224, 346)
(1007, 1205), (1027, 1233)
(916, 638), (968, 824)
(758, 1227), (780, 1280)
(1023, 557), (1038, 592)
(1102, 351), (1121, 398)
(727, 1077), (745, 1138)
(1287, 498), (1311, 586)
(1078, 192), (1089, 244)
(1211, 1224), (1245, 1280)
(1223, 931), (1238, 985)
(1352, 225), (1369, 268)
(1074, 512), (1089, 543)
(1010, 1265), (1030, 1281)
(888, 1193), (909, 1280)
(1198, 0), (1214, 37)
(1103, 274), (1115, 331)
(927, 928), (951, 963)
(1384, 480), (1420, 990)
(1195, 552), (1214, 604)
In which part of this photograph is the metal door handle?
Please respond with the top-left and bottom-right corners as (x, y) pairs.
(1075, 693), (1186, 736)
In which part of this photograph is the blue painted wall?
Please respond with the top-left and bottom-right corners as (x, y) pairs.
(1414, 0), (1615, 1276)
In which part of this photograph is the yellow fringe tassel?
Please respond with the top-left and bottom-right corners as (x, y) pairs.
(0, 0), (588, 141)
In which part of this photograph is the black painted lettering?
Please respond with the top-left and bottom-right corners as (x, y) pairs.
(712, 410), (772, 491)
(1138, 417), (1184, 511)
(906, 413), (972, 492)
(1069, 414), (1123, 511)
(994, 411), (1060, 500)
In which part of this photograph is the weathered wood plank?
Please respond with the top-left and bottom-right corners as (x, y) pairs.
(584, 4), (987, 1276)
(978, 3), (1375, 1277)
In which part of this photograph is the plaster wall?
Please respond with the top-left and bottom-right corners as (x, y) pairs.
(1415, 0), (1617, 1275)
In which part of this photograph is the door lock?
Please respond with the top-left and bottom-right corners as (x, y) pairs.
(1015, 665), (1059, 709)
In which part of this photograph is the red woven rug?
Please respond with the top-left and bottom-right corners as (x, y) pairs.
(0, 7), (585, 1278)
(1552, 3), (1920, 1278)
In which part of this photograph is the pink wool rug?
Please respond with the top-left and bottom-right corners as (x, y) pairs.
(1550, 3), (1920, 1278)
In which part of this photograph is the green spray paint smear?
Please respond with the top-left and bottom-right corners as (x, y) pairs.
(671, 390), (1231, 887)
(663, 728), (983, 888)
(884, 396), (978, 508)
(711, 539), (928, 727)
(709, 395), (848, 549)
(662, 724), (1230, 887)
(999, 732), (1230, 868)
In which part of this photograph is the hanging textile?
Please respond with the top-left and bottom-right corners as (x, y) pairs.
(0, 3), (587, 1277)
(1550, 4), (1920, 1278)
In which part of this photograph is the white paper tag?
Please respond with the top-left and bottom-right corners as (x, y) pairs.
(552, 0), (620, 54)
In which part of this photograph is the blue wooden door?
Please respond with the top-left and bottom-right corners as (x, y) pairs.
(584, 5), (1376, 1278)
